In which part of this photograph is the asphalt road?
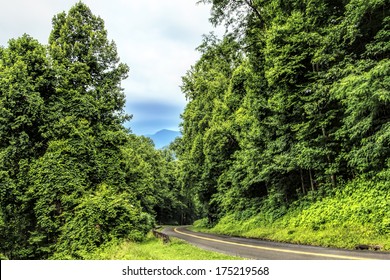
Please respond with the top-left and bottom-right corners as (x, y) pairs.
(163, 226), (390, 260)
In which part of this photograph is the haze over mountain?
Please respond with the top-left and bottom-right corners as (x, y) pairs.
(146, 129), (181, 149)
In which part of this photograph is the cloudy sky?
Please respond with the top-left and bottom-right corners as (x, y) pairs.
(0, 0), (219, 135)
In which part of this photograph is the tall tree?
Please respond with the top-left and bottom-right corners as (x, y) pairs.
(180, 0), (390, 224)
(0, 3), (157, 259)
(0, 35), (51, 258)
(180, 35), (242, 223)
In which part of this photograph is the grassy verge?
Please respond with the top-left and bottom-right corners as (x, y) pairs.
(74, 232), (242, 260)
(193, 177), (390, 251)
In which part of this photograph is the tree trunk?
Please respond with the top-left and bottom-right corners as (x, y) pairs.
(322, 126), (337, 188)
(300, 169), (306, 195)
(309, 169), (315, 191)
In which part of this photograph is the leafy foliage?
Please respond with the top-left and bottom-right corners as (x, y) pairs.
(178, 0), (390, 236)
(0, 2), (186, 259)
(54, 184), (152, 259)
(196, 174), (390, 250)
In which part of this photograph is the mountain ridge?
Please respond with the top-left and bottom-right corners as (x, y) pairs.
(146, 129), (181, 149)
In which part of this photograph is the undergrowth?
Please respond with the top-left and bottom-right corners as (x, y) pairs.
(193, 176), (390, 251)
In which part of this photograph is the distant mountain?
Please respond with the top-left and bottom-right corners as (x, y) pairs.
(146, 129), (181, 149)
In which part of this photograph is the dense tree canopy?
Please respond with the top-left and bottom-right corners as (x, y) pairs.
(0, 2), (186, 259)
(179, 0), (389, 224)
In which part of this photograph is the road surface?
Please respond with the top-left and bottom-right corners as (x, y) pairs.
(163, 226), (390, 260)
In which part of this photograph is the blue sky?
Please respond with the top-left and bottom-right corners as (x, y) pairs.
(0, 0), (220, 135)
(125, 101), (184, 134)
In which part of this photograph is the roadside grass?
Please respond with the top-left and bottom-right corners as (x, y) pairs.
(193, 178), (390, 251)
(81, 232), (243, 260)
(196, 215), (390, 251)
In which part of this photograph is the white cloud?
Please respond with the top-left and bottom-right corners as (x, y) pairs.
(88, 0), (216, 104)
(0, 0), (222, 134)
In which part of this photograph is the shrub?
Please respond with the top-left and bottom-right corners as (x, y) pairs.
(54, 184), (153, 259)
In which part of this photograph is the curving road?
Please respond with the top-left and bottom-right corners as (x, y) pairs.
(163, 226), (390, 260)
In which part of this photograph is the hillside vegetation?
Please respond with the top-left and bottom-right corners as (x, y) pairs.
(194, 174), (390, 250)
(178, 0), (390, 251)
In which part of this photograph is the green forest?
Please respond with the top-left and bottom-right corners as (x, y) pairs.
(1, 0), (389, 259)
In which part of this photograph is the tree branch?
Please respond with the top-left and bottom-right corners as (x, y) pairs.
(243, 0), (262, 21)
